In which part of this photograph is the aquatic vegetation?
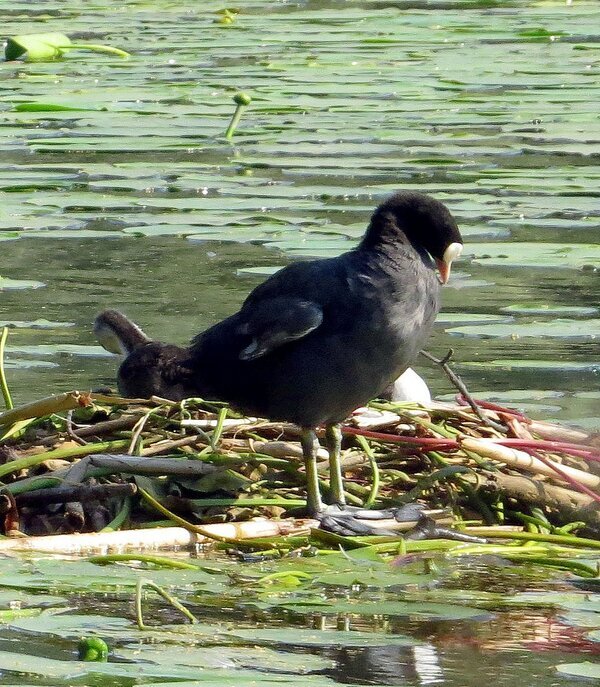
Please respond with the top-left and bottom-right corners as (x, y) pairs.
(4, 33), (129, 62)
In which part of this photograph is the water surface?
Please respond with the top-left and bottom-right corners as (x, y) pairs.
(1, 0), (598, 426)
(0, 3), (599, 682)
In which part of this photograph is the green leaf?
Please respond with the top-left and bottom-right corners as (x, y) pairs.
(5, 33), (71, 62)
(4, 33), (129, 62)
(227, 627), (422, 648)
(556, 662), (600, 679)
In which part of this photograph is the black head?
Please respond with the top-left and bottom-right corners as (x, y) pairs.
(94, 309), (195, 401)
(360, 191), (463, 283)
(117, 342), (194, 400)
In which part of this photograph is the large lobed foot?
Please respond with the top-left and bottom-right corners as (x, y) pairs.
(316, 503), (486, 543)
(316, 502), (426, 536)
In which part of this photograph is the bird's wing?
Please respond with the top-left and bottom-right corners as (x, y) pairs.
(237, 296), (323, 360)
(241, 259), (331, 307)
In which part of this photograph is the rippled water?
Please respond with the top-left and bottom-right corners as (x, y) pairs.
(0, 2), (599, 685)
(1, 0), (599, 426)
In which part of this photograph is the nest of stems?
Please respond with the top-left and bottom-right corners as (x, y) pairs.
(0, 389), (598, 542)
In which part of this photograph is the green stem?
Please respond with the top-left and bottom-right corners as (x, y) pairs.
(100, 496), (131, 532)
(225, 104), (245, 139)
(457, 477), (498, 525)
(203, 452), (291, 468)
(398, 464), (472, 504)
(355, 435), (380, 508)
(135, 578), (196, 630)
(319, 477), (363, 506)
(210, 406), (228, 449)
(188, 497), (306, 507)
(138, 487), (235, 542)
(0, 439), (130, 480)
(465, 527), (600, 550)
(89, 553), (200, 570)
(59, 43), (130, 58)
(0, 328), (13, 410)
(501, 554), (599, 578)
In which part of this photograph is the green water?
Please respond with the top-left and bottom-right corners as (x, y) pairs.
(0, 1), (599, 684)
(0, 0), (598, 426)
(0, 551), (599, 687)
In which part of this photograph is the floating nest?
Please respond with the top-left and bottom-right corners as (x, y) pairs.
(0, 390), (598, 547)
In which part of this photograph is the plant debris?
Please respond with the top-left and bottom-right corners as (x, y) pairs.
(0, 389), (598, 547)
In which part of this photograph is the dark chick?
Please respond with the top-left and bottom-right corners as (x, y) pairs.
(95, 190), (463, 522)
(93, 310), (195, 401)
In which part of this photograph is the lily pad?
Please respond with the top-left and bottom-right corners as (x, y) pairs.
(0, 591), (66, 610)
(0, 650), (327, 684)
(116, 644), (334, 673)
(312, 570), (434, 588)
(447, 319), (600, 340)
(556, 662), (600, 680)
(0, 319), (74, 329)
(0, 277), (45, 290)
(263, 599), (489, 620)
(227, 627), (421, 648)
(464, 242), (600, 270)
(5, 33), (72, 62)
(500, 304), (598, 317)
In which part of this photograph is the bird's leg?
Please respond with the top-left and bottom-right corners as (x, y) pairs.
(314, 428), (483, 540)
(325, 423), (345, 506)
(301, 428), (323, 516)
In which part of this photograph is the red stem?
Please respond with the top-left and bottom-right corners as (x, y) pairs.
(530, 450), (600, 504)
(493, 438), (600, 461)
(456, 395), (530, 422)
(342, 426), (458, 450)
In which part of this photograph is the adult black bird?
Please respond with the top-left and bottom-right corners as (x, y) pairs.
(95, 191), (463, 528)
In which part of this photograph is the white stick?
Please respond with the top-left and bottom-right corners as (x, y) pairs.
(0, 520), (316, 555)
(460, 437), (600, 489)
(528, 420), (591, 444)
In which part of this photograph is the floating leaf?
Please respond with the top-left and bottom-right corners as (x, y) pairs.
(500, 304), (598, 317)
(5, 33), (72, 61)
(556, 662), (600, 680)
(447, 319), (600, 341)
(464, 242), (600, 270)
(227, 627), (422, 648)
(0, 277), (45, 290)
(263, 599), (488, 620)
(5, 32), (129, 62)
(312, 570), (433, 588)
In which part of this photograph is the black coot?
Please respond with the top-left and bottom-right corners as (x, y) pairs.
(95, 191), (463, 522)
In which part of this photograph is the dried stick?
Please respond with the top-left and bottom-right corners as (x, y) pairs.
(0, 520), (316, 554)
(11, 482), (137, 507)
(74, 414), (140, 438)
(420, 349), (505, 431)
(461, 472), (600, 531)
(0, 391), (90, 427)
(65, 410), (88, 446)
(62, 454), (218, 484)
(460, 437), (600, 490)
